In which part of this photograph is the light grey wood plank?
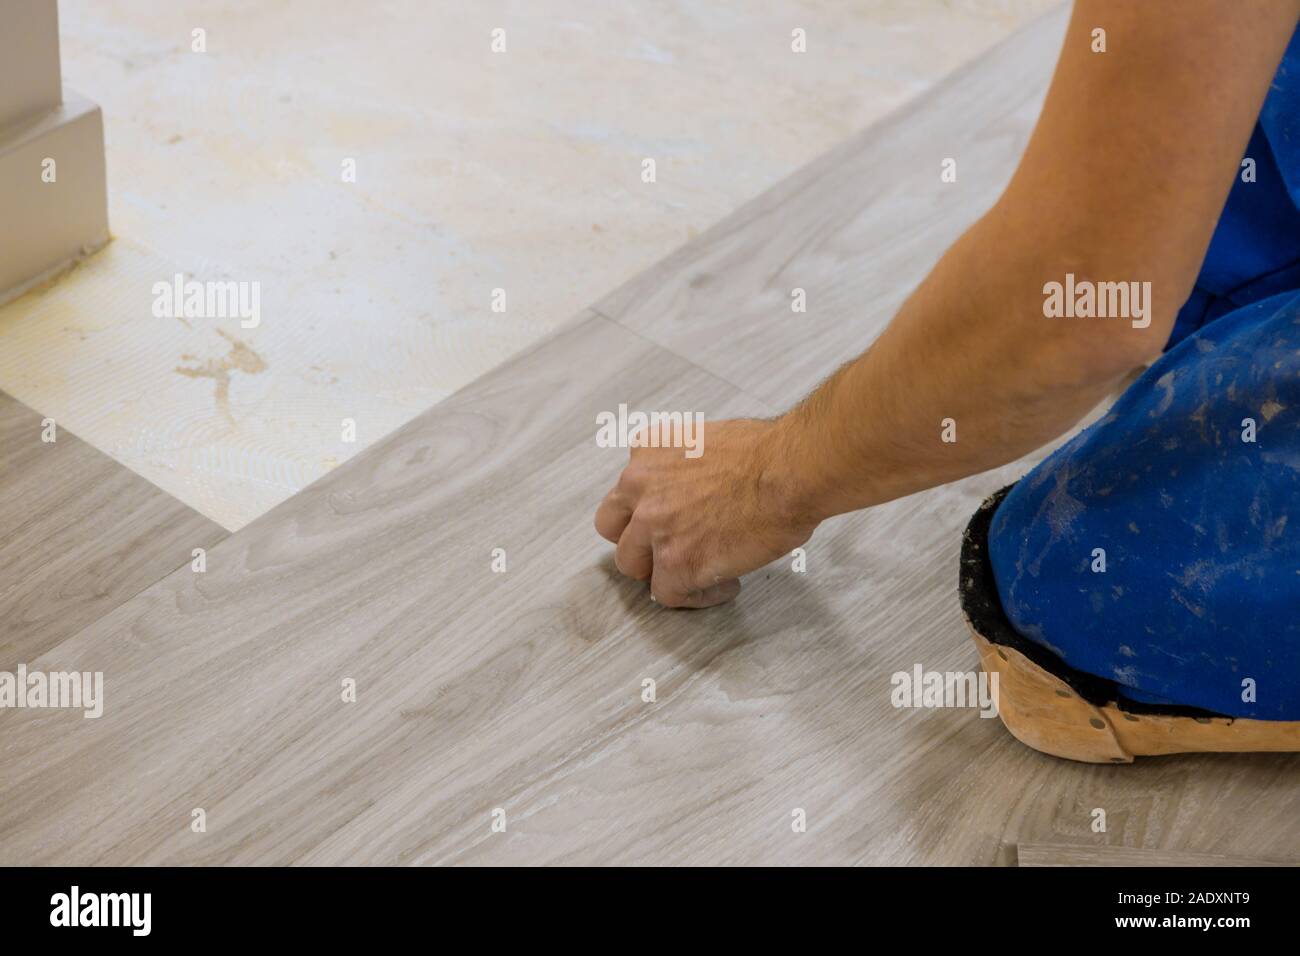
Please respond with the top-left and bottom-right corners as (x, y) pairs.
(0, 390), (227, 668)
(1, 310), (1297, 866)
(1018, 843), (1293, 867)
(5, 6), (1297, 866)
(0, 313), (755, 863)
(594, 5), (1069, 409)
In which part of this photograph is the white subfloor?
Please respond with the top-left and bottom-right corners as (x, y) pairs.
(0, 0), (1056, 529)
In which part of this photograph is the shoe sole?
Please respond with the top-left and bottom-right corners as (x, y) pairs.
(960, 486), (1300, 763)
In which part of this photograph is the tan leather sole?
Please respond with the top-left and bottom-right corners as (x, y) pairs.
(962, 486), (1300, 763)
(970, 627), (1300, 763)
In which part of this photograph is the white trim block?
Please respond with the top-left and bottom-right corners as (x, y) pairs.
(0, 0), (62, 128)
(0, 92), (110, 306)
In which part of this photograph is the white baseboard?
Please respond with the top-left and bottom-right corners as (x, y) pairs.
(0, 0), (62, 129)
(0, 90), (110, 306)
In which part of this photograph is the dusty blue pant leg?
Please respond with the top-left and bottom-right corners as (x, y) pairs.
(987, 290), (1300, 719)
(987, 25), (1300, 719)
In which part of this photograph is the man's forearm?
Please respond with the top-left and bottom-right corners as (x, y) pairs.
(761, 0), (1300, 526)
(596, 1), (1300, 609)
(768, 201), (1152, 523)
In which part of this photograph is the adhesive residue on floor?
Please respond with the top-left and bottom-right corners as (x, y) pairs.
(0, 0), (1058, 529)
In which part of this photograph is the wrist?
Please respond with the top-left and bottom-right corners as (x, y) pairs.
(760, 411), (844, 527)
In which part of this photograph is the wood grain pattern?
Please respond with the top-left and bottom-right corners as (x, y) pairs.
(1, 0), (1057, 531)
(1018, 843), (1291, 867)
(595, 5), (1068, 410)
(2, 311), (1298, 866)
(0, 391), (227, 669)
(4, 5), (1298, 866)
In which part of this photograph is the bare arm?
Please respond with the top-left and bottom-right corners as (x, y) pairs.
(596, 0), (1300, 607)
(779, 0), (1300, 518)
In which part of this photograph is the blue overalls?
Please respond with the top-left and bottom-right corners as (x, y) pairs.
(988, 28), (1300, 719)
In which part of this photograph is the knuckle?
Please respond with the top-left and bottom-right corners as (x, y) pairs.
(616, 464), (642, 491)
(654, 542), (684, 572)
(655, 588), (686, 609)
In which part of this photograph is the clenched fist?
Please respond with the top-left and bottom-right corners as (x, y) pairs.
(594, 418), (821, 608)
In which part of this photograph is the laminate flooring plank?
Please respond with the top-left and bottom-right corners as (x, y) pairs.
(593, 5), (1069, 410)
(0, 391), (227, 668)
(1018, 843), (1292, 867)
(0, 313), (752, 863)
(5, 5), (1295, 865)
(2, 311), (1298, 865)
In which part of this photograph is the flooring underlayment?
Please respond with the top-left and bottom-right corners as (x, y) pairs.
(6, 7), (1300, 866)
(0, 0), (1057, 530)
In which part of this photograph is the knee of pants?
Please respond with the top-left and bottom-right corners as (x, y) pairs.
(987, 291), (1300, 719)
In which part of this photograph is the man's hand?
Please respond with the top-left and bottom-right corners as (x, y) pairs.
(594, 1), (1300, 611)
(594, 418), (820, 608)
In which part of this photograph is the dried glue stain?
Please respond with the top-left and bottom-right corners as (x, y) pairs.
(1261, 398), (1286, 421)
(1168, 588), (1206, 619)
(1151, 371), (1176, 417)
(175, 330), (268, 425)
(1018, 461), (1085, 579)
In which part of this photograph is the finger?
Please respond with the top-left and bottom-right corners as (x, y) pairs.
(594, 487), (634, 543)
(674, 578), (742, 609)
(614, 516), (654, 582)
(652, 549), (742, 607)
(649, 550), (708, 608)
